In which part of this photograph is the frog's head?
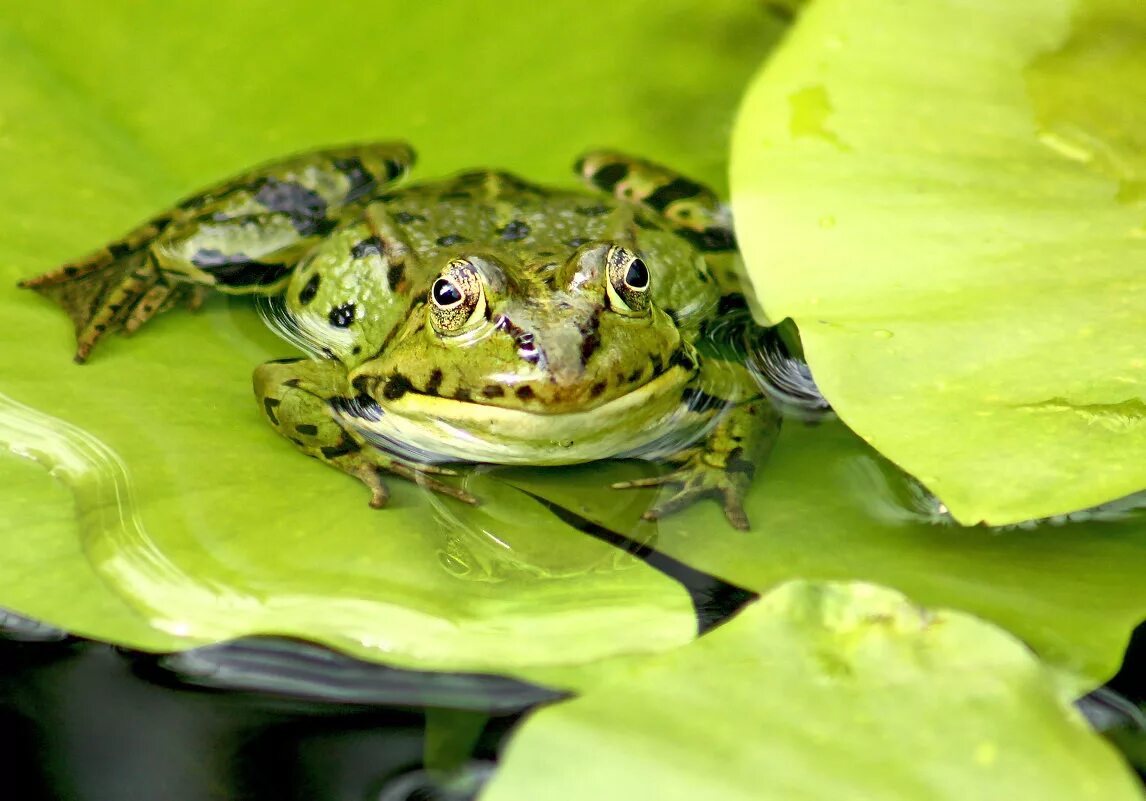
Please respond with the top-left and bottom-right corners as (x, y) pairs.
(343, 243), (700, 464)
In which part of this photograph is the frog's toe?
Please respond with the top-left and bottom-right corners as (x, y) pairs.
(350, 464), (391, 509)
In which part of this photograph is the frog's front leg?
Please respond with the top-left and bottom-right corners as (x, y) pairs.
(614, 397), (781, 531)
(253, 357), (477, 508)
(21, 142), (415, 362)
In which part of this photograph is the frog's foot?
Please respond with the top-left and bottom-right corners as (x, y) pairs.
(612, 449), (755, 531)
(20, 247), (167, 362)
(253, 357), (478, 511)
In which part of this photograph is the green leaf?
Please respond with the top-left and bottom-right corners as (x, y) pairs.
(0, 0), (784, 672)
(485, 582), (1145, 801)
(730, 0), (1146, 525)
(508, 418), (1146, 687)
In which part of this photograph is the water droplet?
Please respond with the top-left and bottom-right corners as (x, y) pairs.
(872, 329), (894, 339)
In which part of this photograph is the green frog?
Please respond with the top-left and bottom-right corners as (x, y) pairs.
(20, 143), (779, 529)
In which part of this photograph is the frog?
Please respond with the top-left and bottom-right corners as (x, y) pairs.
(20, 142), (780, 530)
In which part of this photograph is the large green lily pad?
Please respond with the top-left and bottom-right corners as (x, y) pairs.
(486, 581), (1144, 801)
(0, 0), (785, 672)
(731, 0), (1146, 525)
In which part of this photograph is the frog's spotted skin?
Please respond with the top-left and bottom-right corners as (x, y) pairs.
(21, 144), (780, 530)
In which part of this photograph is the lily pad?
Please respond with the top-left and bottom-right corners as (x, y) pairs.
(730, 0), (1146, 525)
(509, 418), (1146, 686)
(0, 0), (785, 671)
(486, 581), (1144, 801)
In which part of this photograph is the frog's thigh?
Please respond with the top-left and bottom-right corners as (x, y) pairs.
(574, 151), (736, 253)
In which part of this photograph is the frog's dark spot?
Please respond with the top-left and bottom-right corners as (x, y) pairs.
(436, 234), (470, 247)
(332, 157), (375, 202)
(255, 178), (331, 235)
(717, 293), (748, 315)
(108, 242), (132, 259)
(284, 378), (303, 388)
(725, 447), (756, 478)
(591, 163), (629, 192)
(298, 273), (321, 305)
(295, 423), (319, 436)
(382, 373), (414, 401)
(669, 347), (697, 371)
(321, 346), (337, 360)
(377, 262), (402, 293)
(424, 368), (444, 396)
(93, 324), (106, 332)
(627, 367), (644, 384)
(440, 189), (472, 200)
(178, 194), (208, 211)
(107, 304), (122, 314)
(515, 385), (535, 401)
(496, 316), (541, 363)
(579, 310), (602, 366)
(644, 178), (705, 212)
(266, 357), (304, 365)
(392, 210), (427, 224)
(290, 437), (305, 447)
(63, 266), (79, 276)
(191, 248), (290, 287)
(455, 171), (489, 185)
(351, 236), (383, 259)
(589, 380), (607, 399)
(383, 157), (407, 182)
(263, 397), (282, 425)
(320, 430), (362, 459)
(682, 387), (722, 413)
(351, 345), (361, 355)
(575, 204), (610, 217)
(328, 303), (356, 328)
(499, 220), (531, 241)
(453, 388), (472, 402)
(351, 375), (372, 394)
(331, 390), (383, 423)
(566, 237), (588, 248)
(679, 226), (737, 253)
(481, 385), (505, 399)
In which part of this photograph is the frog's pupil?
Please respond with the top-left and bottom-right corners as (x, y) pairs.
(625, 259), (649, 290)
(433, 278), (462, 307)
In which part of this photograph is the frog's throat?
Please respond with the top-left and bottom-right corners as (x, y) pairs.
(345, 365), (706, 466)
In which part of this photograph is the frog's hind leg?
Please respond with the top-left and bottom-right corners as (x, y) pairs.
(253, 358), (478, 509)
(575, 151), (737, 253)
(20, 141), (417, 362)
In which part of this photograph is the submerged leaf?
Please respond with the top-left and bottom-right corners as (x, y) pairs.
(731, 0), (1146, 525)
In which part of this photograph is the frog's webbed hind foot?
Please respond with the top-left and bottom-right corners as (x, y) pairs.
(613, 450), (755, 531)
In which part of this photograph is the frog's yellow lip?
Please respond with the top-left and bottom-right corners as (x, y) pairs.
(343, 365), (703, 465)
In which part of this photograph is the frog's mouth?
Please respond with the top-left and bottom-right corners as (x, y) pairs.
(335, 364), (711, 465)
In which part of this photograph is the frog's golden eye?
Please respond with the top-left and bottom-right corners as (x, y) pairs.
(429, 259), (486, 334)
(605, 247), (651, 315)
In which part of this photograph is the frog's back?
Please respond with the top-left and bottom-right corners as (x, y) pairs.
(379, 170), (623, 264)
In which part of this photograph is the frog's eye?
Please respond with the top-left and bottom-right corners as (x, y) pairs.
(605, 247), (651, 315)
(429, 259), (487, 334)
